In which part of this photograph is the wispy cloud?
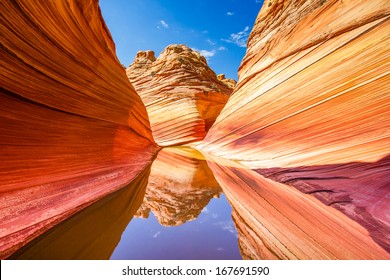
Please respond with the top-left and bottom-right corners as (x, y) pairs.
(226, 12), (234, 16)
(214, 221), (238, 237)
(222, 26), (250, 47)
(157, 20), (169, 29)
(218, 46), (227, 51)
(206, 39), (216, 46)
(153, 231), (161, 238)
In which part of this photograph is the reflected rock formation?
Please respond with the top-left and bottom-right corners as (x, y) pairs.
(9, 166), (151, 260)
(135, 147), (221, 226)
(0, 0), (158, 258)
(127, 45), (233, 146)
(199, 0), (390, 257)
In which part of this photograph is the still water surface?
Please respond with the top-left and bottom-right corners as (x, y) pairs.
(9, 147), (389, 259)
(111, 194), (241, 260)
(10, 147), (242, 259)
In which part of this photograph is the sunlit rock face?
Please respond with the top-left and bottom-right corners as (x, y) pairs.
(127, 44), (233, 146)
(199, 0), (390, 255)
(204, 155), (390, 259)
(200, 0), (390, 167)
(135, 147), (221, 226)
(0, 0), (158, 258)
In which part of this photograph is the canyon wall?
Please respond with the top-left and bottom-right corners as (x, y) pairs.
(200, 0), (390, 255)
(127, 45), (233, 146)
(200, 0), (390, 168)
(0, 0), (158, 258)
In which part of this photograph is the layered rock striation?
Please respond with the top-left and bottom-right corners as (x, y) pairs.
(0, 0), (158, 258)
(127, 45), (234, 146)
(200, 0), (390, 255)
(201, 0), (390, 167)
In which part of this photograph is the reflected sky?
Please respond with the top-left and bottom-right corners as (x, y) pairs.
(111, 194), (241, 260)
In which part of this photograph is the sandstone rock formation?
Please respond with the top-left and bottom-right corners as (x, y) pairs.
(199, 0), (390, 255)
(1, 0), (389, 261)
(135, 147), (221, 226)
(127, 45), (234, 146)
(204, 154), (390, 259)
(200, 0), (390, 167)
(0, 0), (158, 258)
(217, 74), (236, 89)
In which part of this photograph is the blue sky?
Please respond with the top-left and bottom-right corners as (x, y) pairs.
(100, 0), (264, 80)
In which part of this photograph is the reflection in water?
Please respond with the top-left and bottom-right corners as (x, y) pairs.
(9, 147), (241, 260)
(111, 147), (241, 259)
(204, 154), (390, 259)
(9, 167), (151, 259)
(111, 194), (240, 260)
(135, 147), (222, 226)
(7, 147), (390, 259)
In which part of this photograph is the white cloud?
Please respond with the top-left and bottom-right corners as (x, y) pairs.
(227, 12), (234, 16)
(192, 44), (226, 61)
(158, 20), (169, 29)
(222, 26), (250, 47)
(153, 231), (161, 238)
(200, 49), (216, 58)
(193, 48), (216, 59)
(199, 49), (216, 58)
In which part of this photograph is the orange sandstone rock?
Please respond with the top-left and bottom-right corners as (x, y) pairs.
(127, 44), (233, 146)
(200, 0), (390, 168)
(199, 0), (390, 255)
(0, 0), (158, 258)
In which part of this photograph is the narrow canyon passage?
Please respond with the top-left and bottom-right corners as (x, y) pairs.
(1, 0), (389, 262)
